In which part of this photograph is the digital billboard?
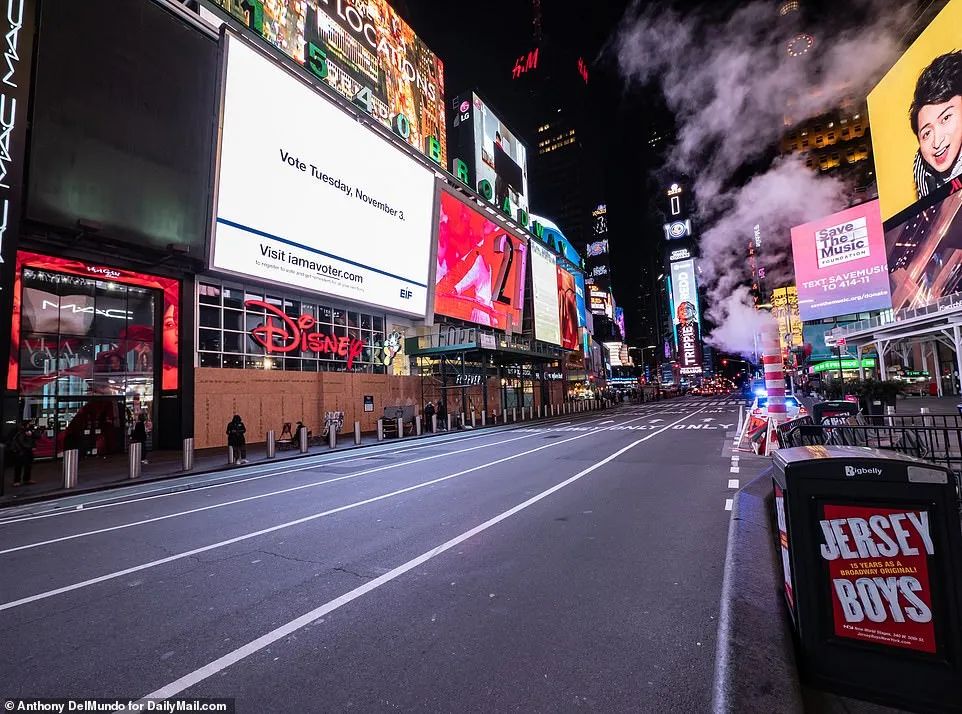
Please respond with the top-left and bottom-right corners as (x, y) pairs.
(663, 219), (693, 240)
(451, 93), (528, 217)
(573, 271), (588, 329)
(771, 286), (803, 354)
(886, 189), (962, 311)
(586, 240), (609, 257)
(868, 0), (962, 222)
(557, 267), (579, 350)
(212, 35), (436, 317)
(201, 0), (446, 164)
(670, 259), (703, 375)
(530, 241), (561, 345)
(604, 341), (624, 368)
(434, 189), (528, 330)
(790, 201), (893, 321)
(614, 307), (626, 341)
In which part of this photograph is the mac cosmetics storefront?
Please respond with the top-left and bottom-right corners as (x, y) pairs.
(9, 252), (182, 460)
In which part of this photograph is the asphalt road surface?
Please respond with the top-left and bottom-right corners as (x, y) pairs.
(0, 397), (750, 713)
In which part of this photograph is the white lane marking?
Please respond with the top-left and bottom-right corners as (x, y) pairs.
(725, 499), (734, 511)
(730, 467), (740, 474)
(0, 433), (543, 556)
(0, 411), (685, 611)
(0, 413), (617, 527)
(600, 420), (614, 425)
(731, 455), (740, 462)
(649, 419), (664, 423)
(727, 479), (740, 489)
(139, 413), (699, 702)
(0, 431), (503, 525)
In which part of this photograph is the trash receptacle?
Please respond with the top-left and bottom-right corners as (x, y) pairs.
(811, 400), (859, 423)
(773, 445), (962, 711)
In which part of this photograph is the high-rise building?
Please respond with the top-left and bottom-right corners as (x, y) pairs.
(500, 1), (603, 250)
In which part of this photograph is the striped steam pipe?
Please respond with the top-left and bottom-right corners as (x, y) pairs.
(761, 324), (787, 421)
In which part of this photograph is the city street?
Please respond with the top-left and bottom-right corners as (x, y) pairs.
(0, 397), (747, 712)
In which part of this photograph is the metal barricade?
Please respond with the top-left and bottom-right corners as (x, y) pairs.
(62, 449), (79, 489)
(182, 437), (195, 471)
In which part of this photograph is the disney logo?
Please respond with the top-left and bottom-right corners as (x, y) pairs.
(245, 300), (365, 369)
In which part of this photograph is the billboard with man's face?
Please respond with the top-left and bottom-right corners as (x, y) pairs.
(868, 0), (962, 223)
(790, 201), (893, 321)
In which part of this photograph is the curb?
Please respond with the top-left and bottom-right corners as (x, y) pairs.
(712, 468), (805, 714)
(0, 406), (613, 513)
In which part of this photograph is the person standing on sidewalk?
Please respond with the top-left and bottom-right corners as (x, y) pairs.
(131, 414), (149, 464)
(436, 399), (448, 431)
(423, 401), (435, 432)
(227, 414), (248, 464)
(11, 421), (37, 486)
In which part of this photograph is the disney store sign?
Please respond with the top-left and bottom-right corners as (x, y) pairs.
(245, 300), (365, 369)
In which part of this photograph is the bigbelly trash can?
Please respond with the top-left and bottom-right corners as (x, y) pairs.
(773, 445), (962, 712)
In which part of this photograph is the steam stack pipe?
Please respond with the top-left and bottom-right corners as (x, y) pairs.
(761, 324), (787, 422)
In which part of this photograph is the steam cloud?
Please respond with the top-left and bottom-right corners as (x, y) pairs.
(615, 0), (909, 355)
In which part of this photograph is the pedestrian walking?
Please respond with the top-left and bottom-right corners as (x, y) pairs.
(10, 421), (37, 486)
(436, 399), (448, 431)
(423, 401), (436, 432)
(131, 413), (149, 464)
(227, 414), (248, 464)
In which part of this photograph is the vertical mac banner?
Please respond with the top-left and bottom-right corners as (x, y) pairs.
(210, 35), (437, 317)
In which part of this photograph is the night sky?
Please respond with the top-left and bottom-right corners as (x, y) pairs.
(400, 0), (664, 346)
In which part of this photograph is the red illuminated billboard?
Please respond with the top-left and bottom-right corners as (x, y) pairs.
(557, 267), (578, 350)
(434, 190), (527, 330)
(791, 200), (893, 321)
(9, 251), (180, 391)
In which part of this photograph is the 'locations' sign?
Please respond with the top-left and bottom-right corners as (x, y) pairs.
(246, 299), (365, 368)
(201, 0), (446, 164)
(212, 36), (436, 317)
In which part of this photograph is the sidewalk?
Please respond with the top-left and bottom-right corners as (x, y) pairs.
(0, 419), (505, 507)
(800, 394), (962, 416)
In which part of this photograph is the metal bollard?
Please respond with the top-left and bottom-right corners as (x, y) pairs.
(460, 412), (466, 428)
(182, 437), (195, 471)
(377, 419), (384, 441)
(329, 424), (336, 449)
(299, 426), (308, 453)
(129, 442), (142, 479)
(62, 449), (79, 489)
(354, 421), (361, 445)
(266, 430), (276, 459)
(431, 414), (437, 433)
(481, 411), (487, 426)
(512, 407), (517, 423)
(920, 406), (930, 427)
(447, 414), (453, 431)
(471, 411), (476, 428)
(416, 415), (422, 436)
(227, 445), (235, 465)
(397, 417), (404, 438)
(503, 408), (508, 423)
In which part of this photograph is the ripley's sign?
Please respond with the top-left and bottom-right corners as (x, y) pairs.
(245, 299), (365, 368)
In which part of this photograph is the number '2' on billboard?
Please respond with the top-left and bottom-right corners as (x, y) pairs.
(791, 200), (893, 321)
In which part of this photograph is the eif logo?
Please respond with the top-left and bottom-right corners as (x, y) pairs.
(816, 217), (869, 268)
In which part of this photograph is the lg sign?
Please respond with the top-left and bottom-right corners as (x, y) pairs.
(816, 217), (870, 268)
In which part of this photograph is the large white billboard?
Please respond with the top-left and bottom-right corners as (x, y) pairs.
(530, 241), (561, 345)
(211, 35), (436, 316)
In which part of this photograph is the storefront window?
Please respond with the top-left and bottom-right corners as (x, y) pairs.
(14, 265), (166, 458)
(196, 279), (393, 374)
